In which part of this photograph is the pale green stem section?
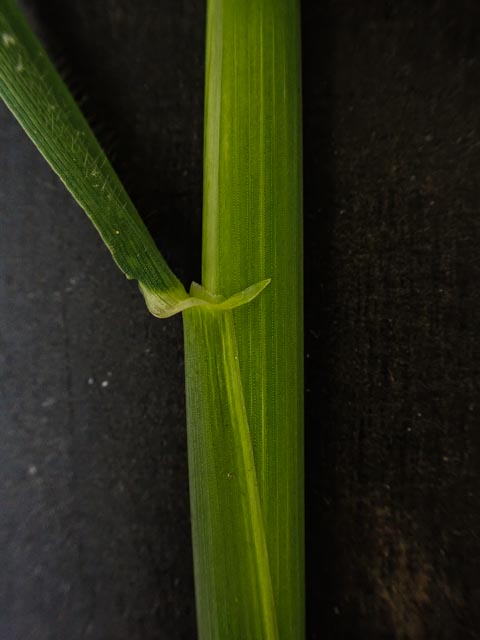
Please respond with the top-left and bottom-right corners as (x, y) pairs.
(203, 0), (304, 637)
(183, 299), (278, 640)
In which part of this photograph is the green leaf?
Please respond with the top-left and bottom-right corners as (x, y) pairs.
(0, 0), (187, 316)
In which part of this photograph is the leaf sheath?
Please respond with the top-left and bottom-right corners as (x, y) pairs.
(183, 304), (278, 640)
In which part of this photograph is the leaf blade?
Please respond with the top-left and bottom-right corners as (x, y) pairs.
(0, 0), (187, 314)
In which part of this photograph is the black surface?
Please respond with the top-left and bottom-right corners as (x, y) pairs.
(1, 1), (480, 639)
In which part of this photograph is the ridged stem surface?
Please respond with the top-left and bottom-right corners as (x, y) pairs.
(184, 0), (304, 637)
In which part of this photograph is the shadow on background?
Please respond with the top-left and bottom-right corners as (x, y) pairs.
(302, 2), (335, 638)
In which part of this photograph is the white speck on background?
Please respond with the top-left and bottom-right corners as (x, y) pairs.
(41, 397), (56, 408)
(28, 465), (37, 476)
(101, 380), (109, 388)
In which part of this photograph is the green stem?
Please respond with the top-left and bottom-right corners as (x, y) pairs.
(203, 0), (304, 636)
(184, 0), (303, 637)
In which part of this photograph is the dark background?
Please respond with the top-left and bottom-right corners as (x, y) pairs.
(1, 1), (479, 638)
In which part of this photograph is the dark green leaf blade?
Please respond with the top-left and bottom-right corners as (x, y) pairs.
(0, 0), (187, 314)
